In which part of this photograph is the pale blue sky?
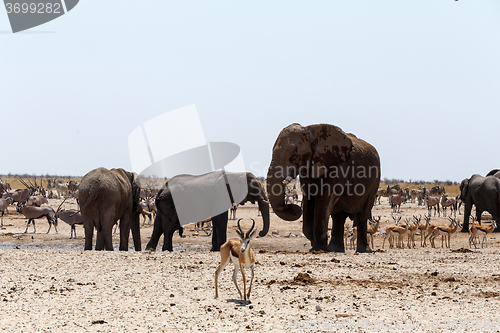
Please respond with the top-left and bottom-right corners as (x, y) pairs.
(1, 1), (499, 181)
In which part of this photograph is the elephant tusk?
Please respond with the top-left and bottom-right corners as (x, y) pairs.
(262, 200), (270, 205)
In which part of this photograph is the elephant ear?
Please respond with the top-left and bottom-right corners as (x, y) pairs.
(307, 124), (353, 177)
(459, 178), (469, 201)
(126, 171), (141, 212)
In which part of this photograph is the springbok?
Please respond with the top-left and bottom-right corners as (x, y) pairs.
(349, 226), (357, 250)
(382, 216), (407, 249)
(215, 219), (256, 301)
(406, 217), (418, 248)
(429, 217), (460, 248)
(229, 203), (238, 220)
(469, 220), (497, 248)
(367, 216), (380, 249)
(343, 225), (350, 247)
(414, 215), (429, 247)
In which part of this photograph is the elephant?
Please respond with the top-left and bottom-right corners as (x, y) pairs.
(78, 167), (142, 251)
(145, 171), (270, 252)
(486, 169), (500, 178)
(266, 123), (380, 253)
(459, 174), (500, 232)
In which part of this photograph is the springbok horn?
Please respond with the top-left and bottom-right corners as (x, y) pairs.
(246, 219), (256, 239)
(237, 218), (244, 236)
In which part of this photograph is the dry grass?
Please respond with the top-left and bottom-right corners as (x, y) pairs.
(380, 182), (461, 196)
(0, 176), (82, 190)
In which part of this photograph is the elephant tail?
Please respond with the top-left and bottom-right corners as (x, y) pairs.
(79, 190), (99, 215)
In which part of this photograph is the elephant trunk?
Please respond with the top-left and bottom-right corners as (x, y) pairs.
(257, 199), (270, 237)
(266, 166), (302, 221)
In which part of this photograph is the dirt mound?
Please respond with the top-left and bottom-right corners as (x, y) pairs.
(293, 272), (315, 284)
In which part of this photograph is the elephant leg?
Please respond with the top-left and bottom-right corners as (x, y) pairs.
(102, 224), (114, 251)
(211, 212), (228, 252)
(162, 227), (175, 252)
(211, 223), (219, 251)
(119, 214), (131, 251)
(309, 194), (330, 252)
(84, 223), (94, 250)
(461, 203), (473, 232)
(130, 214), (141, 251)
(301, 196), (314, 243)
(328, 211), (349, 252)
(146, 213), (164, 251)
(95, 230), (105, 250)
(354, 214), (371, 253)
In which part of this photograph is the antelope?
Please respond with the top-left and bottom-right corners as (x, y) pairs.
(343, 225), (350, 247)
(390, 194), (404, 213)
(376, 188), (389, 204)
(10, 189), (32, 207)
(367, 216), (380, 249)
(469, 220), (497, 248)
(215, 219), (256, 301)
(54, 199), (83, 239)
(138, 201), (153, 227)
(426, 195), (440, 216)
(26, 195), (48, 207)
(349, 226), (357, 250)
(428, 217), (460, 248)
(0, 197), (13, 227)
(229, 203), (238, 220)
(406, 217), (418, 248)
(18, 205), (57, 234)
(440, 194), (456, 217)
(423, 215), (451, 246)
(468, 216), (480, 245)
(414, 215), (430, 247)
(382, 216), (407, 249)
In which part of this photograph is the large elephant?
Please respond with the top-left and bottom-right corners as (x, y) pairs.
(78, 167), (142, 251)
(145, 171), (270, 252)
(267, 123), (380, 253)
(459, 174), (500, 232)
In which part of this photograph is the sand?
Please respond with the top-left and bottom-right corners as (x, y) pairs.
(1, 197), (500, 332)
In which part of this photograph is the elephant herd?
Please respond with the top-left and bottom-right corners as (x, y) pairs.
(459, 169), (500, 233)
(77, 123), (381, 253)
(75, 122), (500, 254)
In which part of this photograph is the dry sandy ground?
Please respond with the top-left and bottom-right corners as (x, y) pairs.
(1, 198), (500, 332)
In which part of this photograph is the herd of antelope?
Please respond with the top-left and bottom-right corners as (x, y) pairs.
(0, 177), (160, 238)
